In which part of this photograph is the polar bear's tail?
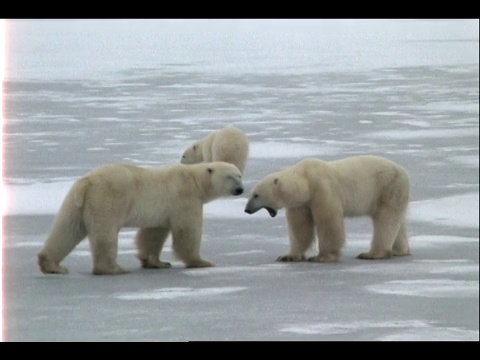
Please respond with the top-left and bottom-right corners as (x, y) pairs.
(37, 178), (89, 274)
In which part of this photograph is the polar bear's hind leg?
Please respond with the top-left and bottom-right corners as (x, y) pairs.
(392, 217), (410, 256)
(357, 207), (403, 260)
(37, 253), (70, 274)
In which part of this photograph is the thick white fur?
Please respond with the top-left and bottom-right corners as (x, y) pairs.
(181, 126), (249, 174)
(245, 156), (410, 262)
(37, 162), (243, 275)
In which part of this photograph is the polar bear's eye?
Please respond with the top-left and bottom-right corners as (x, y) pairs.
(193, 145), (197, 151)
(253, 194), (259, 199)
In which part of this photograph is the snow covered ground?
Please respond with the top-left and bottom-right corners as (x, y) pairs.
(2, 19), (479, 341)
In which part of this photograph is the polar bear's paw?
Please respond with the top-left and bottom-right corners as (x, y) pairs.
(92, 264), (130, 275)
(37, 253), (69, 275)
(276, 254), (306, 262)
(185, 259), (215, 268)
(356, 250), (393, 260)
(307, 253), (340, 263)
(139, 258), (172, 269)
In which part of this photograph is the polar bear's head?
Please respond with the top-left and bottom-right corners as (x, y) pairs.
(244, 171), (310, 218)
(203, 162), (244, 201)
(244, 174), (282, 217)
(181, 142), (203, 165)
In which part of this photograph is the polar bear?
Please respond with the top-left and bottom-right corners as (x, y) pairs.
(37, 162), (244, 275)
(244, 155), (410, 262)
(181, 126), (249, 174)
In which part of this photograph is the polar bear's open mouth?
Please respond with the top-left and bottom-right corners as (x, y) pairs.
(244, 205), (277, 217)
(265, 207), (277, 217)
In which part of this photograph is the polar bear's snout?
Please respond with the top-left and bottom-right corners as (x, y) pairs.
(234, 187), (244, 195)
(244, 197), (277, 217)
(226, 173), (244, 196)
(244, 197), (259, 215)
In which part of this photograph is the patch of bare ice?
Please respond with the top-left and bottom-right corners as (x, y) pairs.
(114, 286), (247, 300)
(366, 279), (478, 298)
(410, 193), (479, 229)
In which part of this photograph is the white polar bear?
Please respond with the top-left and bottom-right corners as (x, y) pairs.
(37, 162), (244, 275)
(181, 126), (249, 174)
(244, 155), (410, 262)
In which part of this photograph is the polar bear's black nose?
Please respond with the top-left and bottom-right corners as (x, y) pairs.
(234, 187), (244, 195)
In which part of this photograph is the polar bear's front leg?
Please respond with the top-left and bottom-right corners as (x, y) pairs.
(276, 206), (314, 262)
(135, 227), (172, 268)
(308, 210), (345, 263)
(170, 207), (214, 268)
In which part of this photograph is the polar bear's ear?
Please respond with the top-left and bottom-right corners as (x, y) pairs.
(274, 178), (279, 185)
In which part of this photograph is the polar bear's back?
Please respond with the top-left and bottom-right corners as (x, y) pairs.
(82, 163), (171, 199)
(330, 155), (408, 178)
(331, 155), (410, 216)
(297, 156), (410, 217)
(79, 165), (161, 226)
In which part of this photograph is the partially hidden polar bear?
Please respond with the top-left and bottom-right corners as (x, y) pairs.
(37, 162), (244, 275)
(244, 155), (410, 262)
(181, 126), (249, 174)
